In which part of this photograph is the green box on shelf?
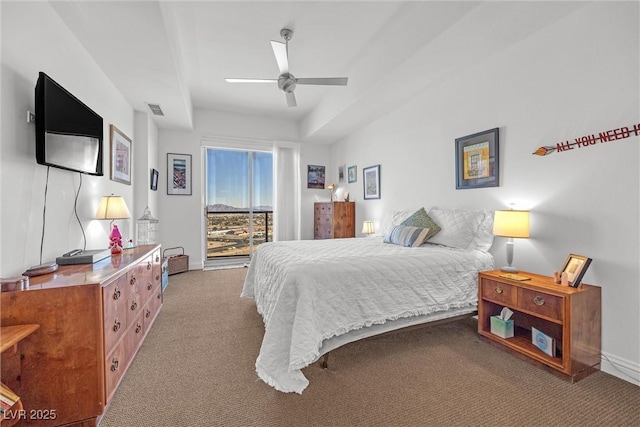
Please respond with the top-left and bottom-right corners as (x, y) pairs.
(490, 315), (514, 339)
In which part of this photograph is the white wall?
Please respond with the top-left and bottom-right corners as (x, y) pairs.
(330, 2), (639, 384)
(0, 2), (137, 275)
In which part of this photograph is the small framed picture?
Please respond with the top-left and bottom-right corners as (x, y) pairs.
(110, 125), (132, 185)
(150, 168), (159, 191)
(307, 165), (325, 189)
(560, 253), (592, 288)
(348, 165), (357, 183)
(338, 164), (346, 183)
(363, 164), (381, 200)
(167, 153), (192, 195)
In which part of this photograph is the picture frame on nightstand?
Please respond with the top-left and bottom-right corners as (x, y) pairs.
(560, 253), (592, 288)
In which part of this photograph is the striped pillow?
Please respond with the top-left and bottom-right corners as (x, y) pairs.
(383, 225), (430, 247)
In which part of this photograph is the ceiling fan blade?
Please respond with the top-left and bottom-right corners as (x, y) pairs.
(296, 77), (348, 86)
(225, 78), (277, 83)
(286, 92), (297, 107)
(271, 41), (289, 75)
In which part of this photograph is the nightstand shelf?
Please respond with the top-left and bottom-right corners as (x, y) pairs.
(478, 270), (601, 382)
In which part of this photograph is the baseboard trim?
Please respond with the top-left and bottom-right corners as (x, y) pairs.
(601, 352), (640, 386)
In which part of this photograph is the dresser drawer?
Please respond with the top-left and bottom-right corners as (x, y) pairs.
(105, 339), (127, 401)
(314, 203), (333, 215)
(103, 275), (129, 320)
(126, 291), (142, 326)
(124, 311), (145, 362)
(517, 288), (563, 321)
(481, 279), (517, 305)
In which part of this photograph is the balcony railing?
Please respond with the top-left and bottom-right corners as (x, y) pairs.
(206, 211), (273, 259)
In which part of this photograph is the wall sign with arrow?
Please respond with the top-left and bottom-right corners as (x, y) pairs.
(533, 122), (640, 156)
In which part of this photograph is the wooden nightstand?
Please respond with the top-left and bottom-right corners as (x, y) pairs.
(477, 270), (601, 382)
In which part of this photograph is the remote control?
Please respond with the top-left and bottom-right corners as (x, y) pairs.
(63, 249), (83, 257)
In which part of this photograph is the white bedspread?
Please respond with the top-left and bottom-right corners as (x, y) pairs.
(241, 237), (494, 393)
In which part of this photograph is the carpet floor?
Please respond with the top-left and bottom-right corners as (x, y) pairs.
(99, 268), (639, 427)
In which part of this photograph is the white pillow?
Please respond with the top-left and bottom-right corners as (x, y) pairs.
(375, 209), (420, 237)
(426, 208), (493, 250)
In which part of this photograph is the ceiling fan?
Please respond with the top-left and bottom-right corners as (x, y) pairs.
(225, 28), (348, 107)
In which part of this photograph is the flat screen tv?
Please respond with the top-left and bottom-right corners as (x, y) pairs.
(35, 72), (104, 176)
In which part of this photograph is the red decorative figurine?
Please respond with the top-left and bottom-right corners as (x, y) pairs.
(109, 224), (123, 254)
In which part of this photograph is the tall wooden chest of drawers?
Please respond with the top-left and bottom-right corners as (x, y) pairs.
(0, 245), (163, 426)
(314, 202), (355, 239)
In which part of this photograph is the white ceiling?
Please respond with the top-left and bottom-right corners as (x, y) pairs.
(49, 1), (587, 142)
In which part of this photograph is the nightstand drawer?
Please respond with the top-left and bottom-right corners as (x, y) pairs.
(517, 288), (563, 321)
(481, 279), (517, 305)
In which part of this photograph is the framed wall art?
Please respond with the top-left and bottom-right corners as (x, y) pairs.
(348, 165), (357, 183)
(307, 165), (325, 189)
(150, 168), (159, 191)
(167, 153), (192, 195)
(338, 164), (346, 183)
(363, 164), (381, 200)
(455, 127), (499, 189)
(110, 125), (132, 185)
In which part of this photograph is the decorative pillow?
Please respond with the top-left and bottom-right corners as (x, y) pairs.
(425, 208), (492, 250)
(383, 225), (430, 247)
(401, 207), (441, 241)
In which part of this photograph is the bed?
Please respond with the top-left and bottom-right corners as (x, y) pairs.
(241, 207), (495, 393)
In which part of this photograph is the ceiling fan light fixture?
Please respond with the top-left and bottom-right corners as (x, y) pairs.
(225, 27), (348, 107)
(277, 74), (297, 93)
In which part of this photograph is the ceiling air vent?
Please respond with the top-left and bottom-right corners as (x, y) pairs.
(146, 103), (164, 116)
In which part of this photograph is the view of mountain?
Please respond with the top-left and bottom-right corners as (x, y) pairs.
(207, 204), (272, 212)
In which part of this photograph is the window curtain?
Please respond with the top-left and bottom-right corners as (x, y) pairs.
(273, 141), (301, 241)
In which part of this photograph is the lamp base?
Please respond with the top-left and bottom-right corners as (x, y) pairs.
(500, 265), (519, 273)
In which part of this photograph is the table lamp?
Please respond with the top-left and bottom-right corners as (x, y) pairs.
(493, 209), (530, 273)
(362, 220), (375, 236)
(95, 195), (131, 254)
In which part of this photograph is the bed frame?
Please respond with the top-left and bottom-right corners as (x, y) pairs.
(319, 311), (478, 369)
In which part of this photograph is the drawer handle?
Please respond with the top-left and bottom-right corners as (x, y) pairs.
(147, 282), (153, 291)
(113, 319), (121, 332)
(494, 286), (503, 294)
(111, 357), (119, 372)
(157, 292), (162, 300)
(130, 276), (137, 286)
(534, 296), (545, 306)
(113, 288), (121, 300)
(155, 255), (160, 262)
(147, 261), (152, 270)
(135, 323), (142, 334)
(131, 301), (138, 311)
(155, 274), (160, 281)
(145, 309), (151, 319)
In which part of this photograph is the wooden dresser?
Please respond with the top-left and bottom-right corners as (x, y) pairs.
(314, 202), (355, 239)
(0, 245), (162, 426)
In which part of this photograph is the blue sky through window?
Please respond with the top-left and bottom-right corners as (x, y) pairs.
(206, 149), (273, 210)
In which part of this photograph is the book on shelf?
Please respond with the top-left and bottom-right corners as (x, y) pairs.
(532, 326), (555, 357)
(0, 383), (20, 405)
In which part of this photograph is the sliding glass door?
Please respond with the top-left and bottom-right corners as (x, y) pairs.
(204, 148), (273, 266)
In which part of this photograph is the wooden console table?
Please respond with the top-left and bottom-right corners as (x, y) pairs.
(1, 324), (39, 427)
(478, 270), (601, 382)
(0, 245), (162, 427)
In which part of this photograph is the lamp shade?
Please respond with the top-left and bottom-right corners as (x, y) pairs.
(95, 195), (131, 220)
(362, 220), (375, 235)
(493, 210), (530, 238)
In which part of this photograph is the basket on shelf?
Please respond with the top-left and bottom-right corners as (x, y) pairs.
(163, 247), (189, 276)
